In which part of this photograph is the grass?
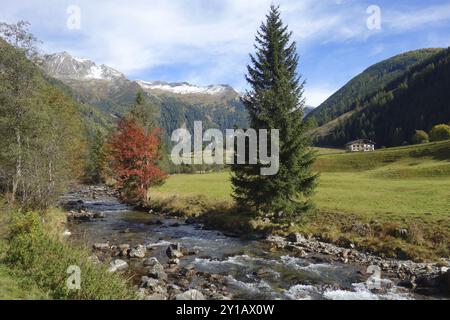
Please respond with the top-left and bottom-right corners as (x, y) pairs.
(0, 200), (136, 300)
(150, 140), (450, 261)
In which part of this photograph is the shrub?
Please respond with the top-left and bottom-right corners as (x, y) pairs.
(429, 124), (450, 142)
(410, 130), (429, 145)
(6, 212), (136, 300)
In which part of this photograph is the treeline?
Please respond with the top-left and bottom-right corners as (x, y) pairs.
(315, 48), (450, 147)
(0, 23), (86, 210)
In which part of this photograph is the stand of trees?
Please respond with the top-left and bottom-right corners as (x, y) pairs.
(0, 22), (85, 210)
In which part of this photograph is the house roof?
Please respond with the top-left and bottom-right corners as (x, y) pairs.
(345, 139), (376, 146)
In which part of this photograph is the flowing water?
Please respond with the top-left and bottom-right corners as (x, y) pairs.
(64, 190), (427, 300)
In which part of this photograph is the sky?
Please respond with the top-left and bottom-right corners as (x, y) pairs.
(1, 0), (450, 106)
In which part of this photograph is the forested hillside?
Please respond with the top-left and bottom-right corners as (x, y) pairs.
(307, 49), (443, 127)
(315, 48), (450, 147)
(0, 36), (88, 209)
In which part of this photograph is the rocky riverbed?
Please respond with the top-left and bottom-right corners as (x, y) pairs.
(60, 185), (449, 300)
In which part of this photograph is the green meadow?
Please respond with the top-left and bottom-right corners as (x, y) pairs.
(152, 140), (450, 261)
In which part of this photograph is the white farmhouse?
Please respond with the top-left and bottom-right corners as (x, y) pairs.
(345, 139), (376, 152)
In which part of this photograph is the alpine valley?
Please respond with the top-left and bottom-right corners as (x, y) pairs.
(40, 51), (249, 143)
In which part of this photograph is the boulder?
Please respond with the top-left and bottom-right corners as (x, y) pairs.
(129, 245), (146, 258)
(175, 289), (205, 301)
(394, 228), (409, 239)
(142, 277), (161, 291)
(147, 262), (168, 281)
(167, 284), (182, 297)
(185, 217), (196, 225)
(118, 244), (130, 257)
(398, 278), (417, 290)
(92, 212), (105, 219)
(166, 243), (184, 259)
(287, 233), (305, 243)
(87, 255), (101, 265)
(168, 258), (180, 265)
(143, 257), (160, 267)
(108, 259), (128, 273)
(62, 230), (72, 237)
(93, 243), (110, 252)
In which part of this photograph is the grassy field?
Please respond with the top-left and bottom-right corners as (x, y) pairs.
(152, 140), (450, 261)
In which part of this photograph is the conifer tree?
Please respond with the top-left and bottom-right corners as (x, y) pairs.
(129, 90), (158, 133)
(231, 5), (318, 222)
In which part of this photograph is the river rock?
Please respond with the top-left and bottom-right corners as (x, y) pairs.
(147, 262), (168, 281)
(395, 228), (409, 239)
(92, 212), (105, 219)
(398, 278), (417, 289)
(129, 245), (147, 258)
(62, 230), (72, 237)
(166, 243), (183, 259)
(141, 277), (161, 291)
(143, 257), (160, 267)
(93, 243), (110, 252)
(87, 255), (101, 265)
(175, 289), (205, 300)
(185, 217), (196, 225)
(287, 233), (305, 243)
(118, 244), (130, 257)
(168, 258), (180, 265)
(108, 259), (128, 273)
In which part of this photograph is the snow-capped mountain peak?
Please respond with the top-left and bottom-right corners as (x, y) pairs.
(42, 52), (125, 81)
(41, 51), (238, 98)
(136, 80), (235, 96)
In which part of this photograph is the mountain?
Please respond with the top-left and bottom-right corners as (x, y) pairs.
(307, 49), (443, 129)
(304, 106), (314, 117)
(43, 52), (126, 81)
(312, 48), (450, 147)
(137, 80), (235, 96)
(40, 52), (248, 142)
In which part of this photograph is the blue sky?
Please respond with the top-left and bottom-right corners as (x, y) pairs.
(1, 0), (450, 106)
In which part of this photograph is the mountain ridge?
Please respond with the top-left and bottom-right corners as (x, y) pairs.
(312, 47), (450, 147)
(40, 51), (249, 144)
(307, 48), (444, 128)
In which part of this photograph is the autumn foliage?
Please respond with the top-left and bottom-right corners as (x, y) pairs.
(108, 119), (167, 202)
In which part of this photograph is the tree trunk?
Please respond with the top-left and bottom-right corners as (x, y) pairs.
(12, 129), (22, 202)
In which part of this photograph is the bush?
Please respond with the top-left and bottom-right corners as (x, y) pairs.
(429, 124), (450, 142)
(410, 130), (429, 145)
(6, 212), (136, 300)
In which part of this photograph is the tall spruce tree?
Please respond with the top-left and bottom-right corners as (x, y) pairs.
(231, 5), (318, 222)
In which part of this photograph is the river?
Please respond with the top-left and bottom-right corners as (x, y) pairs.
(62, 187), (434, 300)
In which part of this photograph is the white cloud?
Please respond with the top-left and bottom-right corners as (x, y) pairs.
(385, 3), (450, 31)
(2, 0), (450, 105)
(0, 0), (373, 72)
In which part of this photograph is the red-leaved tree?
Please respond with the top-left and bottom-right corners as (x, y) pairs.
(108, 119), (167, 203)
